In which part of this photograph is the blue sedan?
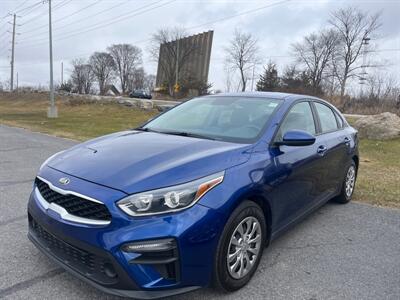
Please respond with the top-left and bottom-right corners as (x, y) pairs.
(28, 92), (358, 298)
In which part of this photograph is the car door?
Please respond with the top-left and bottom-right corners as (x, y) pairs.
(312, 101), (349, 197)
(267, 101), (323, 232)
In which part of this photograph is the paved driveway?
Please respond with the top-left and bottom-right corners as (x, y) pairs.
(0, 125), (399, 299)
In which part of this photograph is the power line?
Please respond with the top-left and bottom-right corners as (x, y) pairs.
(16, 1), (42, 15)
(369, 48), (400, 52)
(18, 0), (291, 62)
(20, 0), (74, 26)
(20, 0), (105, 34)
(18, 0), (174, 47)
(19, 0), (288, 48)
(52, 0), (72, 11)
(187, 0), (291, 31)
(13, 0), (31, 12)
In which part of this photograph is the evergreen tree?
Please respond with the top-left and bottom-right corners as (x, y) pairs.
(256, 61), (280, 91)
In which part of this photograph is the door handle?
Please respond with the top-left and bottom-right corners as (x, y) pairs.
(344, 137), (351, 146)
(317, 145), (327, 156)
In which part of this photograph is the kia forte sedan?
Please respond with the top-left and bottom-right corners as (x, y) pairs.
(28, 92), (358, 298)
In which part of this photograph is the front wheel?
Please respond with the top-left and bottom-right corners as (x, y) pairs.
(334, 161), (357, 204)
(213, 201), (266, 292)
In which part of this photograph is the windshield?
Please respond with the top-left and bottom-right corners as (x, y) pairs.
(143, 96), (281, 143)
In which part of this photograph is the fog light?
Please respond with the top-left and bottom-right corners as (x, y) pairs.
(121, 238), (176, 253)
(103, 262), (117, 278)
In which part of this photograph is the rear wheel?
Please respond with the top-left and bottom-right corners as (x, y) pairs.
(213, 201), (266, 292)
(334, 161), (357, 204)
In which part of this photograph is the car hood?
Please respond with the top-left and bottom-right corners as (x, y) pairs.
(48, 131), (253, 194)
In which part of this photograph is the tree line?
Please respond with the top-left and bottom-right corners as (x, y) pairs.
(223, 6), (400, 111)
(62, 44), (155, 95)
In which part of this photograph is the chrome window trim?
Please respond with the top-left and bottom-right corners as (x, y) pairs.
(37, 175), (103, 204)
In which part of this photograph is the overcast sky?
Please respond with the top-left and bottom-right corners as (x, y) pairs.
(0, 0), (399, 92)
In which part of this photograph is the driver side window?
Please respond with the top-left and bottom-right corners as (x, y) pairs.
(277, 102), (316, 141)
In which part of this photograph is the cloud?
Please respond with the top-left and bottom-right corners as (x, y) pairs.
(0, 0), (398, 89)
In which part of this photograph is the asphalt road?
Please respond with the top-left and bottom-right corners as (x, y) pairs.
(0, 124), (399, 300)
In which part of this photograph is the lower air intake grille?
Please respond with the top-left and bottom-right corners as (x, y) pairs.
(29, 215), (117, 285)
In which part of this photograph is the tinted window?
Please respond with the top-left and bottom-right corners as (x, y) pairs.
(144, 97), (281, 143)
(277, 102), (316, 140)
(314, 102), (338, 133)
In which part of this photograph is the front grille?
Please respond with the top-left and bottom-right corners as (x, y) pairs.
(35, 178), (111, 221)
(29, 215), (118, 285)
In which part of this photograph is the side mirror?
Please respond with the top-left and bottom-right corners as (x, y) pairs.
(276, 130), (315, 146)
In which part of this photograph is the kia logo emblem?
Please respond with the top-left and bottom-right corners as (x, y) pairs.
(59, 177), (70, 185)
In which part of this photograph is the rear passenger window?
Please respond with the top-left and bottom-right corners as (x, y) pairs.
(314, 103), (338, 133)
(277, 102), (316, 140)
(334, 111), (344, 128)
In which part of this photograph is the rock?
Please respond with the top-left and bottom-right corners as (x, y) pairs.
(140, 100), (153, 110)
(156, 104), (174, 112)
(353, 112), (400, 140)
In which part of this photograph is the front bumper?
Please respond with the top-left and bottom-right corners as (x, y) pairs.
(28, 168), (226, 298)
(28, 215), (198, 299)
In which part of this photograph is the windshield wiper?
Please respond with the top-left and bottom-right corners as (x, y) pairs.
(135, 127), (219, 141)
(135, 127), (159, 133)
(159, 130), (219, 141)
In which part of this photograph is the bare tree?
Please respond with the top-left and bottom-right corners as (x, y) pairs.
(108, 44), (142, 94)
(144, 74), (156, 92)
(127, 68), (156, 93)
(70, 58), (94, 94)
(225, 29), (259, 91)
(224, 63), (233, 93)
(150, 27), (199, 96)
(89, 52), (115, 95)
(70, 59), (85, 94)
(366, 73), (398, 101)
(292, 29), (338, 94)
(128, 67), (145, 91)
(329, 7), (381, 101)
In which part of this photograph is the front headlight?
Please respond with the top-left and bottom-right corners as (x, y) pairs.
(117, 171), (224, 216)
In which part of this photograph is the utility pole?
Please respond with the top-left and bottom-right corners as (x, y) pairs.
(47, 0), (57, 118)
(174, 39), (179, 96)
(61, 61), (63, 85)
(252, 66), (255, 91)
(359, 31), (370, 95)
(10, 14), (16, 91)
(175, 40), (179, 85)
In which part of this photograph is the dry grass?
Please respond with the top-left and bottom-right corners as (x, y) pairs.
(328, 95), (400, 116)
(1, 92), (399, 208)
(0, 92), (157, 140)
(353, 139), (400, 209)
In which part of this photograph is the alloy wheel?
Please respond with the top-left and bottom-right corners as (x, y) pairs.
(345, 165), (356, 197)
(227, 216), (262, 279)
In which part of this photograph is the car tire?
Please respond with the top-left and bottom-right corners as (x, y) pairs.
(213, 201), (267, 292)
(334, 160), (357, 204)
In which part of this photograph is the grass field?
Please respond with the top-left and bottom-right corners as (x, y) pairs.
(0, 92), (157, 140)
(353, 139), (400, 208)
(0, 92), (399, 208)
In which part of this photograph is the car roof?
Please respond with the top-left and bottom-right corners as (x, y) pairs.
(206, 91), (321, 103)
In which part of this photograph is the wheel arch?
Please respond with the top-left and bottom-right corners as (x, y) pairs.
(227, 191), (273, 246)
(352, 154), (359, 171)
